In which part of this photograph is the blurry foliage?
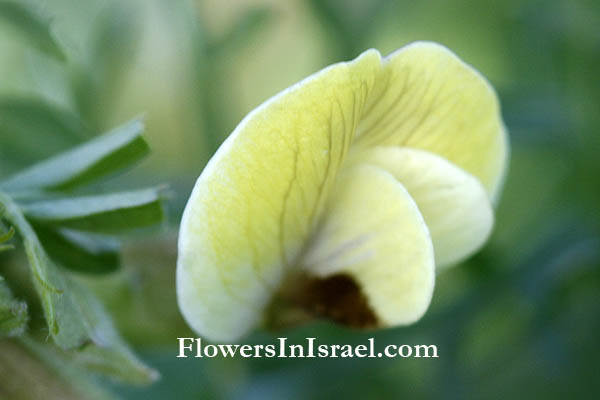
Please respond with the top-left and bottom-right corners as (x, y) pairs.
(0, 0), (599, 399)
(70, 3), (142, 132)
(0, 1), (65, 60)
(0, 118), (167, 389)
(0, 2), (167, 398)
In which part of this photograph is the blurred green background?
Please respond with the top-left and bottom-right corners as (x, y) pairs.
(1, 0), (599, 398)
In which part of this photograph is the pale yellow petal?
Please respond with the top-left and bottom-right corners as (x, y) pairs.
(178, 41), (508, 340)
(177, 50), (381, 341)
(349, 147), (494, 269)
(301, 164), (435, 326)
(355, 41), (508, 200)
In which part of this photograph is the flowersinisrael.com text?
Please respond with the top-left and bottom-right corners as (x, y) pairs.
(177, 338), (439, 359)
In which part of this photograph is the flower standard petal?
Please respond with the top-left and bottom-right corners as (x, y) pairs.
(177, 50), (381, 341)
(349, 147), (494, 269)
(355, 41), (508, 200)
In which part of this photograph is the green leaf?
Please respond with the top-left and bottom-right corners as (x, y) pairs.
(0, 97), (87, 141)
(0, 1), (65, 60)
(0, 275), (28, 337)
(0, 192), (158, 384)
(0, 97), (89, 178)
(35, 227), (120, 274)
(0, 118), (148, 192)
(60, 277), (160, 384)
(1, 191), (89, 347)
(22, 188), (165, 234)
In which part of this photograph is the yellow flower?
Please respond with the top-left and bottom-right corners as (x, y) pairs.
(177, 42), (508, 342)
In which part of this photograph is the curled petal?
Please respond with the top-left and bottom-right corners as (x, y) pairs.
(301, 164), (435, 326)
(355, 42), (508, 200)
(349, 147), (494, 269)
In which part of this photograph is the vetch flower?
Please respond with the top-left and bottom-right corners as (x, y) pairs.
(177, 42), (508, 342)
